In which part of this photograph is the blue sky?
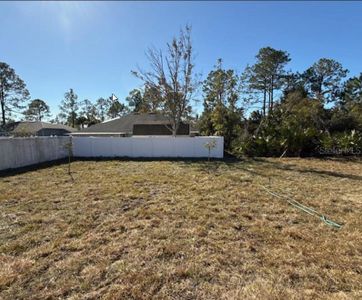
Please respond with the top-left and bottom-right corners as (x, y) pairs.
(1, 1), (362, 118)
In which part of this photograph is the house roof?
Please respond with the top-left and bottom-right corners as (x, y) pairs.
(4, 121), (77, 135)
(79, 113), (190, 134)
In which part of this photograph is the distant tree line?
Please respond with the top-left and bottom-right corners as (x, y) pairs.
(199, 49), (361, 157)
(56, 91), (130, 128)
(1, 25), (361, 156)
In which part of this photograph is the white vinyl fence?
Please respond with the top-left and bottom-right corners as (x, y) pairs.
(0, 136), (70, 171)
(72, 136), (224, 158)
(0, 136), (224, 171)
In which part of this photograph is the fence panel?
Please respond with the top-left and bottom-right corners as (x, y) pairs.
(0, 136), (224, 171)
(72, 136), (224, 158)
(0, 137), (70, 171)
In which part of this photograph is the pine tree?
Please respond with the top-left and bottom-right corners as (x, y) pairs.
(0, 62), (30, 125)
(302, 58), (348, 104)
(241, 47), (290, 116)
(23, 99), (50, 121)
(58, 89), (79, 127)
(199, 59), (243, 149)
(108, 101), (129, 118)
(95, 97), (111, 122)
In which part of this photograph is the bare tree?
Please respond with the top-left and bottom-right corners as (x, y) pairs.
(132, 25), (198, 136)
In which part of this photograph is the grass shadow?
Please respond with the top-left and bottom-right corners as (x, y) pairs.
(0, 158), (69, 178)
(2, 155), (360, 181)
(177, 156), (273, 178)
(254, 157), (362, 181)
(0, 156), (226, 178)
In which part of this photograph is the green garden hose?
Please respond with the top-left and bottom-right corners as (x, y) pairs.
(259, 184), (343, 229)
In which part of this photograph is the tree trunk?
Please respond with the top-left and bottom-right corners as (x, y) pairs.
(172, 124), (177, 136)
(263, 88), (267, 117)
(171, 117), (177, 136)
(0, 87), (5, 126)
(173, 117), (180, 137)
(1, 101), (5, 126)
(270, 75), (274, 112)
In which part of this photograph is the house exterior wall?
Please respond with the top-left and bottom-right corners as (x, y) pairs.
(71, 133), (129, 137)
(133, 123), (190, 135)
(37, 129), (73, 136)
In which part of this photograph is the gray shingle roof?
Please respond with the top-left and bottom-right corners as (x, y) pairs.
(79, 113), (181, 134)
(4, 121), (77, 135)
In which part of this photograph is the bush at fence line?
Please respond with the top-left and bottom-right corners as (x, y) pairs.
(318, 130), (362, 155)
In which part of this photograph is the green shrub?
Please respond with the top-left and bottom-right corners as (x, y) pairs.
(319, 130), (362, 156)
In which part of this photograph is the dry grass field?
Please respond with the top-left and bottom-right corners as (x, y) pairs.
(0, 158), (361, 299)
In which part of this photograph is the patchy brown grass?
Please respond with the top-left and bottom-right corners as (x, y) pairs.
(0, 158), (361, 299)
